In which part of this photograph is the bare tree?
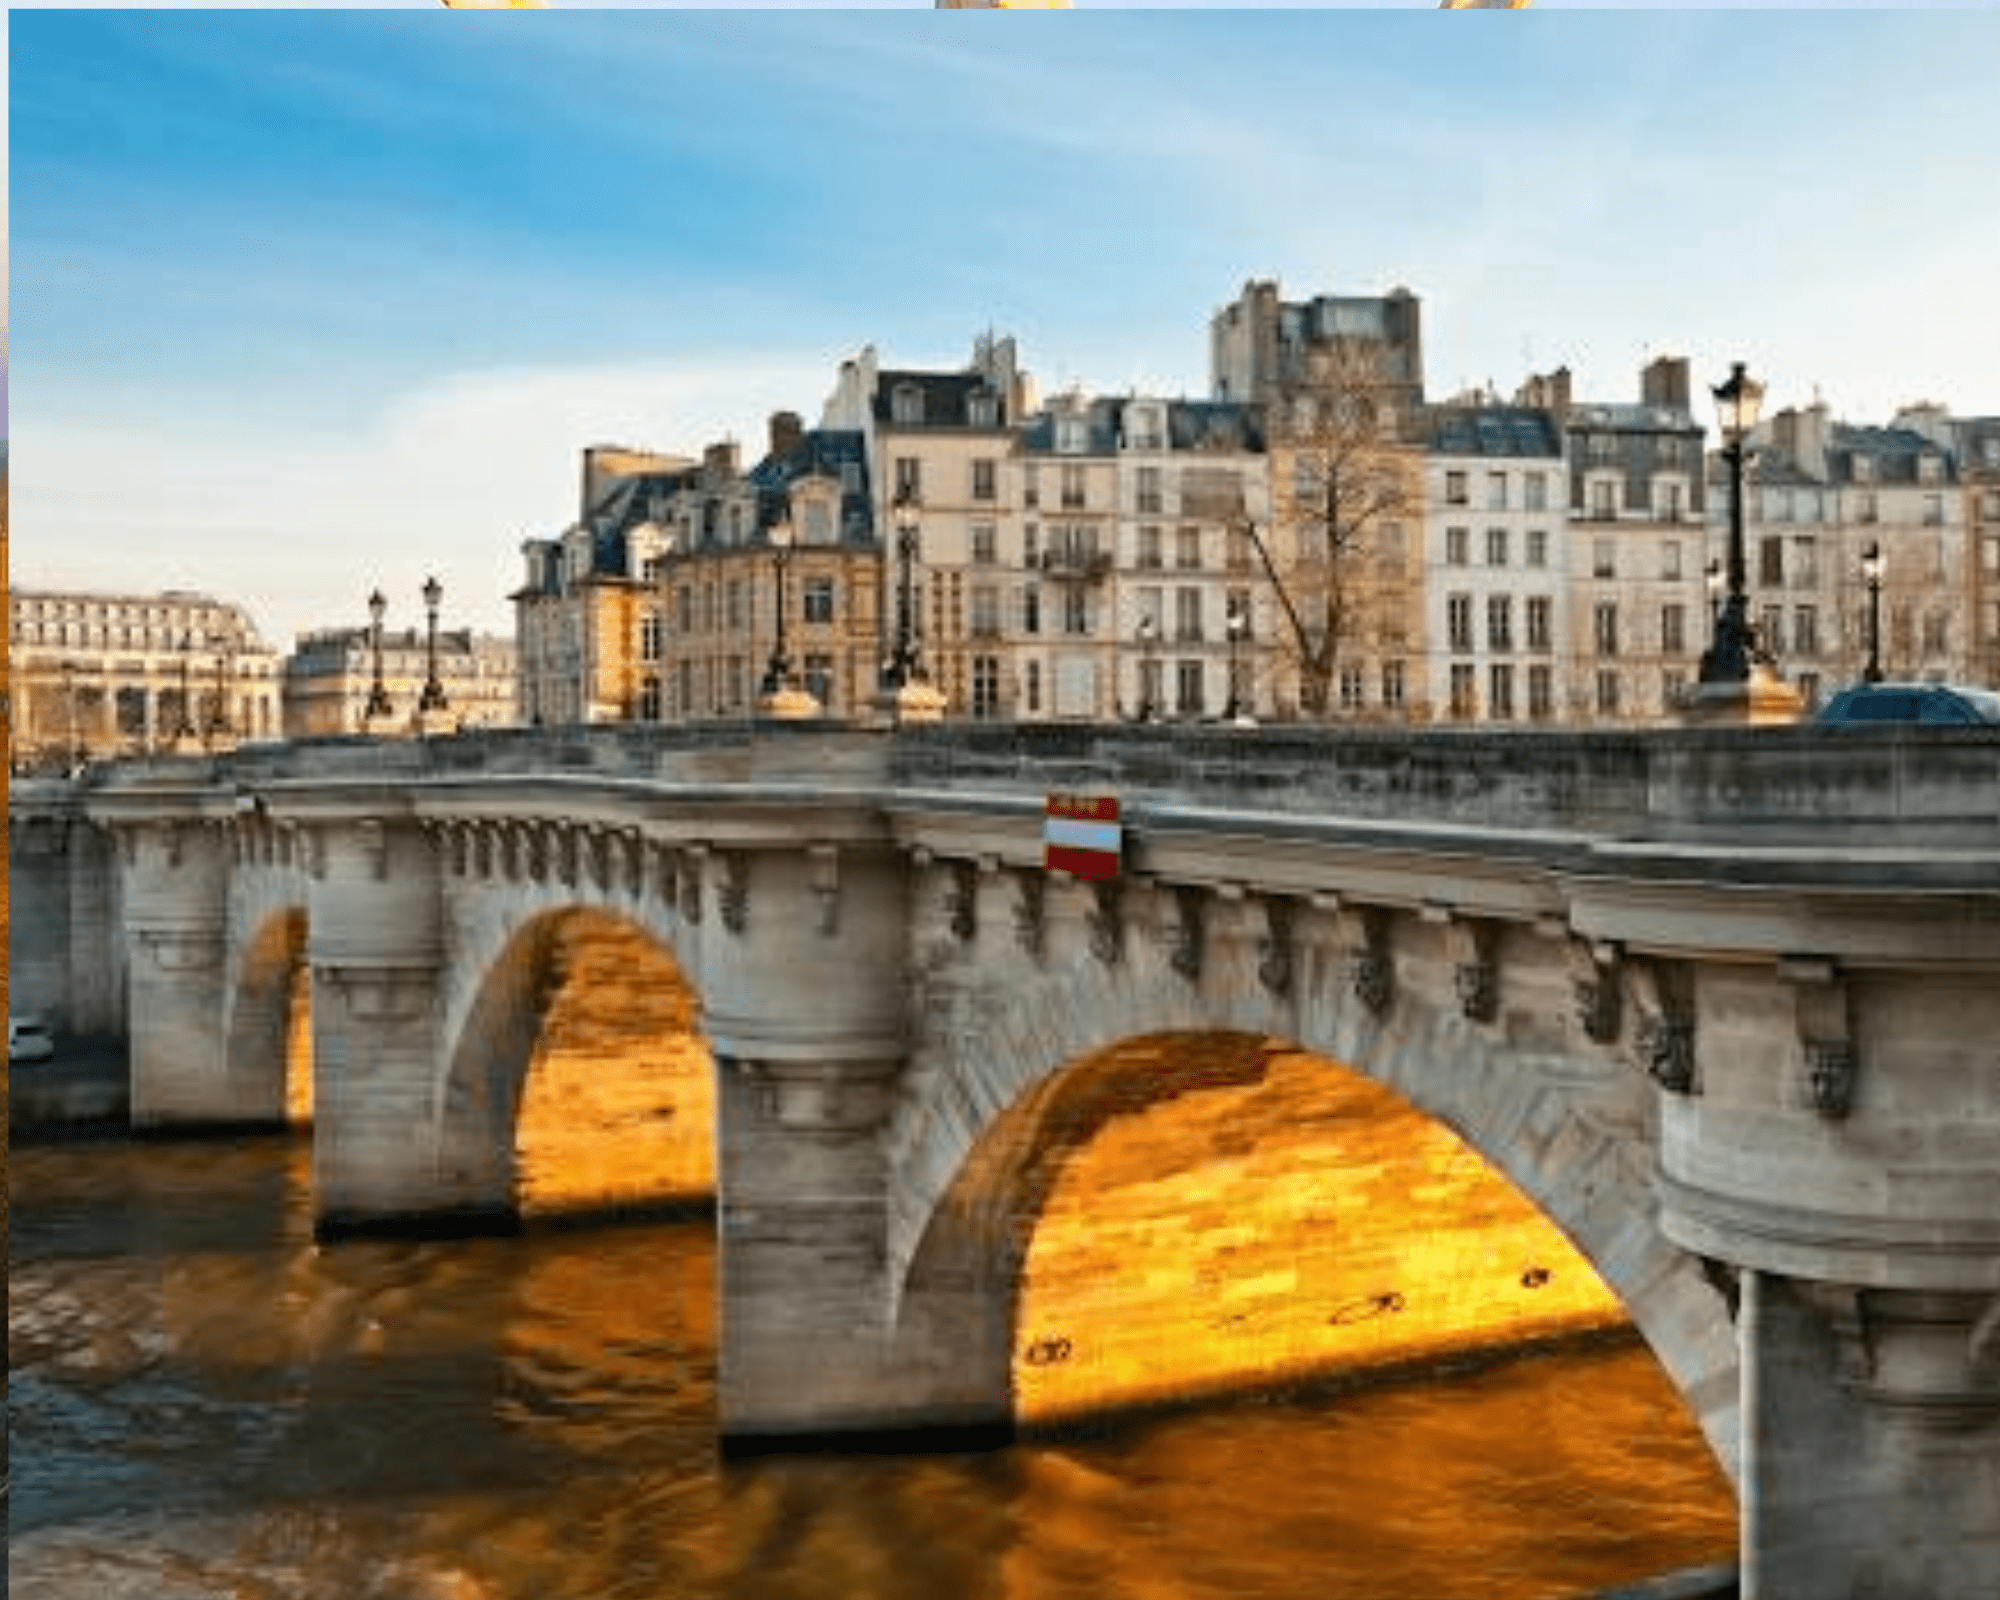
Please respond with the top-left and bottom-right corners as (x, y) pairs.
(1240, 340), (1420, 719)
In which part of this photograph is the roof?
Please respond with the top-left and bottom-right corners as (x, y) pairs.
(873, 369), (1010, 430)
(1422, 404), (1562, 459)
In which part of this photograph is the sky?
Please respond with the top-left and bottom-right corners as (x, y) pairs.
(9, 6), (2000, 644)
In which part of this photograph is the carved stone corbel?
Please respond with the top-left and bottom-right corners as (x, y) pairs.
(718, 850), (749, 935)
(679, 848), (705, 925)
(1013, 872), (1045, 961)
(1442, 914), (1499, 1024)
(1258, 894), (1295, 997)
(1781, 957), (1856, 1118)
(1168, 885), (1205, 982)
(1338, 905), (1393, 1016)
(472, 825), (494, 880)
(619, 831), (645, 899)
(1088, 878), (1123, 966)
(810, 844), (841, 937)
(1567, 937), (1622, 1045)
(1629, 958), (1696, 1093)
(944, 859), (976, 943)
(554, 824), (580, 889)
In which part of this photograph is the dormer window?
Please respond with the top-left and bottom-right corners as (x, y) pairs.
(1057, 416), (1088, 455)
(968, 391), (999, 429)
(892, 384), (924, 427)
(1853, 455), (1874, 485)
(1918, 453), (1942, 485)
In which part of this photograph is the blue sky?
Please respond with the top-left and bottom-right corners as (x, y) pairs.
(9, 7), (2000, 641)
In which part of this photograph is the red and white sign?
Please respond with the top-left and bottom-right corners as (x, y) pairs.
(1044, 793), (1122, 881)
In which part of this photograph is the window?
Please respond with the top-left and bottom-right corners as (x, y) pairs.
(1023, 523), (1040, 567)
(639, 676), (662, 722)
(640, 611), (663, 663)
(1487, 595), (1513, 652)
(726, 579), (746, 631)
(892, 384), (923, 426)
(970, 586), (1001, 638)
(1593, 539), (1616, 579)
(1025, 660), (1043, 716)
(1486, 527), (1509, 567)
(1063, 589), (1091, 636)
(1487, 472), (1508, 511)
(1339, 664), (1366, 712)
(1448, 594), (1474, 653)
(1594, 601), (1620, 657)
(1591, 480), (1616, 520)
(1061, 464), (1087, 509)
(1489, 663), (1515, 721)
(1175, 587), (1203, 642)
(1445, 470), (1469, 507)
(1656, 481), (1685, 521)
(1760, 537), (1785, 587)
(1596, 670), (1621, 716)
(1449, 663), (1477, 720)
(969, 393), (999, 429)
(895, 457), (921, 501)
(1381, 660), (1406, 710)
(1661, 603), (1686, 656)
(1528, 664), (1553, 720)
(1527, 529), (1548, 568)
(1175, 660), (1205, 717)
(1024, 465), (1040, 509)
(1762, 605), (1785, 654)
(1794, 605), (1818, 656)
(1924, 494), (1944, 527)
(971, 523), (997, 566)
(1226, 524), (1254, 572)
(1022, 585), (1042, 636)
(804, 653), (834, 709)
(972, 459), (997, 502)
(1662, 670), (1687, 711)
(1524, 472), (1548, 513)
(1447, 527), (1470, 566)
(1855, 490), (1878, 524)
(1792, 536), (1819, 589)
(1176, 527), (1203, 570)
(1527, 596), (1553, 653)
(1662, 541), (1683, 581)
(1137, 466), (1163, 515)
(803, 576), (835, 624)
(972, 655), (1001, 719)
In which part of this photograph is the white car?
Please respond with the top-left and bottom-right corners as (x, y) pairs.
(9, 1016), (56, 1064)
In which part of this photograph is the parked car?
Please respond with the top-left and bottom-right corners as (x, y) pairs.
(1815, 682), (2000, 727)
(9, 1015), (56, 1064)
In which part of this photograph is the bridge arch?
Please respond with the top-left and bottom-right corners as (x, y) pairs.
(224, 905), (311, 1124)
(436, 900), (714, 1222)
(890, 916), (1740, 1483)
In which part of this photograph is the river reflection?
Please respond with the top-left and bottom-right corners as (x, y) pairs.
(10, 1133), (1735, 1600)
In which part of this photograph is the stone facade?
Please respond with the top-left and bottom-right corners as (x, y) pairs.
(9, 588), (283, 766)
(281, 625), (517, 738)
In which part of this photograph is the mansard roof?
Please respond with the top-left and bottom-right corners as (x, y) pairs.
(746, 428), (875, 543)
(1826, 424), (1954, 486)
(874, 370), (1009, 429)
(1165, 399), (1266, 452)
(1422, 403), (1563, 459)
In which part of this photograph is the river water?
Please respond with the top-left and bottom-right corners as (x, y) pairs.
(9, 1130), (1736, 1600)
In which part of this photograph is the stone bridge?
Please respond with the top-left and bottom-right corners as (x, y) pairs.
(11, 722), (2000, 1599)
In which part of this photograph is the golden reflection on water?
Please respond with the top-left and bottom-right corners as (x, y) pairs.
(1015, 1039), (1627, 1424)
(512, 917), (716, 1216)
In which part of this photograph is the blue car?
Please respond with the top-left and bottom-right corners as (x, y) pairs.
(1815, 682), (2000, 726)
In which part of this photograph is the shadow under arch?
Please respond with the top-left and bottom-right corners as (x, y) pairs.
(224, 906), (310, 1126)
(891, 962), (1741, 1488)
(436, 906), (715, 1226)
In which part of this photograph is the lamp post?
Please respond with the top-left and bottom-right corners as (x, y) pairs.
(1137, 615), (1160, 722)
(1697, 362), (1769, 685)
(365, 588), (394, 721)
(1862, 541), (1885, 684)
(210, 637), (232, 741)
(174, 632), (197, 739)
(1705, 557), (1724, 633)
(761, 520), (796, 695)
(886, 492), (921, 689)
(1225, 604), (1248, 723)
(418, 575), (449, 713)
(61, 661), (81, 769)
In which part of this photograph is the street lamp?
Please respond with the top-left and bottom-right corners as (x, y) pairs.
(174, 631), (198, 738)
(886, 492), (922, 689)
(61, 661), (81, 769)
(1225, 603), (1251, 724)
(1137, 615), (1160, 722)
(1705, 557), (1724, 633)
(365, 588), (393, 720)
(761, 520), (797, 695)
(418, 574), (449, 713)
(210, 636), (232, 741)
(1698, 361), (1769, 684)
(1862, 541), (1885, 684)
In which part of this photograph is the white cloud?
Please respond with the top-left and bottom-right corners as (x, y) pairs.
(12, 353), (841, 644)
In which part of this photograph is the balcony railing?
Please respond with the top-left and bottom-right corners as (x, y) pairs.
(1040, 549), (1113, 582)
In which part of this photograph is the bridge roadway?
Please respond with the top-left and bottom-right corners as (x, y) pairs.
(10, 720), (2000, 1598)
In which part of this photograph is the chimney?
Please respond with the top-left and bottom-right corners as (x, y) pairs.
(703, 440), (741, 483)
(1640, 356), (1690, 412)
(768, 410), (804, 461)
